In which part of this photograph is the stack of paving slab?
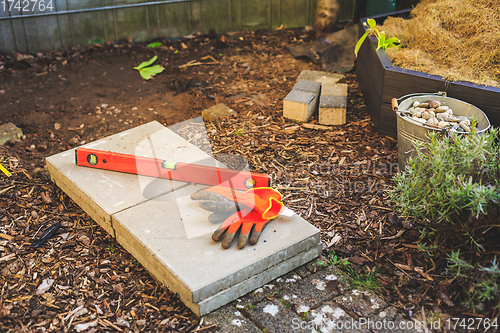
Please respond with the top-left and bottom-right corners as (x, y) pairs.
(283, 70), (348, 125)
(46, 120), (321, 316)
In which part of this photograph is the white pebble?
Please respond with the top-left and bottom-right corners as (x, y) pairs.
(263, 304), (279, 316)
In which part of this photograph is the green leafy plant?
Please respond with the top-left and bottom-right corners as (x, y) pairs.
(474, 257), (500, 305)
(390, 129), (500, 252)
(355, 18), (400, 56)
(391, 128), (500, 313)
(317, 260), (328, 268)
(328, 250), (350, 269)
(134, 55), (165, 80)
(445, 252), (500, 311)
(107, 245), (115, 253)
(444, 250), (473, 277)
(417, 242), (437, 257)
(147, 42), (162, 48)
(89, 38), (104, 45)
(348, 267), (384, 292)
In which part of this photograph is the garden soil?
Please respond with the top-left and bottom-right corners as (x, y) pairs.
(0, 27), (485, 332)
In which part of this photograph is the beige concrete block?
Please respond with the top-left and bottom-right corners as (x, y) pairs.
(297, 70), (344, 86)
(283, 90), (317, 122)
(292, 80), (321, 95)
(321, 83), (348, 99)
(318, 84), (348, 126)
(319, 106), (346, 125)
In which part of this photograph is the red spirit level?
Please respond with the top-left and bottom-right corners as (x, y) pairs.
(75, 148), (270, 191)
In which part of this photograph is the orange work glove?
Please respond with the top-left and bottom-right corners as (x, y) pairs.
(190, 186), (283, 249)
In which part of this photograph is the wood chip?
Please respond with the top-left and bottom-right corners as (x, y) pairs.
(380, 229), (405, 240)
(191, 324), (216, 332)
(99, 319), (123, 332)
(0, 253), (15, 263)
(0, 185), (15, 195)
(302, 123), (331, 130)
(0, 233), (13, 240)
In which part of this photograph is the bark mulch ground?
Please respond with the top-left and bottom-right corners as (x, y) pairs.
(0, 26), (483, 332)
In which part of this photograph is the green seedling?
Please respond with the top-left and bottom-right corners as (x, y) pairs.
(417, 242), (437, 257)
(329, 250), (351, 269)
(355, 18), (400, 56)
(89, 39), (104, 45)
(444, 250), (473, 277)
(147, 42), (162, 48)
(134, 55), (165, 80)
(348, 267), (384, 292)
(480, 257), (500, 276)
(317, 260), (328, 267)
(107, 245), (115, 253)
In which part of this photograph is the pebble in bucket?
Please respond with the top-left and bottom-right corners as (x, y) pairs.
(391, 92), (491, 170)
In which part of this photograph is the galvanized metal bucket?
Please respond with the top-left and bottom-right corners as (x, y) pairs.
(392, 93), (491, 170)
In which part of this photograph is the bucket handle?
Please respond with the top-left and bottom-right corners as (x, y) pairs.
(391, 91), (447, 112)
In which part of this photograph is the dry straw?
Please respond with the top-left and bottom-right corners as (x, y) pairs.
(381, 0), (500, 87)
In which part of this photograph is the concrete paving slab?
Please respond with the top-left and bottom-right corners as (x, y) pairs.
(197, 246), (320, 315)
(0, 122), (23, 146)
(283, 90), (317, 122)
(334, 289), (388, 318)
(233, 271), (304, 309)
(367, 313), (421, 333)
(303, 301), (371, 333)
(46, 121), (216, 235)
(47, 121), (321, 316)
(297, 70), (345, 86)
(247, 299), (309, 333)
(364, 305), (419, 333)
(279, 266), (345, 310)
(202, 303), (262, 333)
(112, 183), (320, 315)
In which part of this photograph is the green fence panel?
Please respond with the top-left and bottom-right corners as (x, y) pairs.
(0, 0), (355, 53)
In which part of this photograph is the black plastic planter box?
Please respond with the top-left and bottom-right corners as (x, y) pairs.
(356, 9), (500, 138)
